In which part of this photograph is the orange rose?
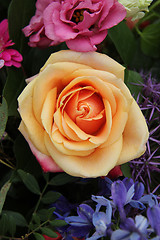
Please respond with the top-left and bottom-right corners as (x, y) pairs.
(18, 50), (149, 178)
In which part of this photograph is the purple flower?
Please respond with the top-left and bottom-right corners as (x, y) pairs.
(131, 72), (160, 194)
(86, 211), (111, 240)
(147, 205), (160, 236)
(65, 204), (94, 238)
(130, 140), (160, 193)
(111, 179), (145, 212)
(111, 215), (149, 240)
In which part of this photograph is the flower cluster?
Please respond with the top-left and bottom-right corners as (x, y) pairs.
(130, 73), (160, 194)
(0, 19), (22, 68)
(54, 177), (160, 240)
(118, 0), (153, 20)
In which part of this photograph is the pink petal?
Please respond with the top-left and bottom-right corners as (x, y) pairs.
(0, 19), (10, 43)
(44, 2), (78, 41)
(66, 36), (97, 52)
(10, 61), (22, 68)
(90, 29), (108, 45)
(100, 2), (126, 30)
(27, 136), (63, 173)
(1, 51), (11, 61)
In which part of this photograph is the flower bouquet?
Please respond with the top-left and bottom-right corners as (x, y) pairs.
(0, 0), (160, 239)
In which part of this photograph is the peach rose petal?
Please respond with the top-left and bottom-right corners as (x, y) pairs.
(63, 112), (89, 141)
(53, 108), (69, 139)
(51, 129), (94, 156)
(67, 68), (132, 104)
(33, 62), (91, 125)
(44, 132), (123, 178)
(51, 128), (98, 151)
(41, 50), (125, 80)
(89, 99), (112, 145)
(19, 122), (62, 172)
(18, 79), (48, 155)
(57, 76), (117, 117)
(100, 87), (131, 148)
(118, 99), (149, 164)
(41, 87), (57, 134)
(61, 114), (83, 141)
(76, 110), (105, 135)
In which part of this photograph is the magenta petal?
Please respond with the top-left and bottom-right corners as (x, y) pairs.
(74, 11), (99, 31)
(90, 29), (108, 45)
(44, 2), (78, 41)
(1, 51), (11, 61)
(66, 36), (97, 52)
(100, 2), (126, 30)
(0, 19), (10, 43)
(27, 137), (63, 173)
(10, 61), (21, 68)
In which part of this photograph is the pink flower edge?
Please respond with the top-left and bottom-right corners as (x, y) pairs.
(19, 127), (63, 173)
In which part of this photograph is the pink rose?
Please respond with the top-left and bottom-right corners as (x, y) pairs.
(23, 0), (126, 51)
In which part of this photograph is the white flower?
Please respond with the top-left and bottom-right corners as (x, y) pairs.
(118, 0), (153, 21)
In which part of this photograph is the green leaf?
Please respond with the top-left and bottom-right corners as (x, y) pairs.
(141, 22), (160, 58)
(2, 210), (28, 227)
(7, 215), (16, 236)
(17, 169), (41, 195)
(32, 213), (41, 225)
(34, 233), (45, 240)
(14, 134), (42, 176)
(41, 191), (61, 204)
(0, 213), (8, 235)
(8, 0), (36, 54)
(121, 163), (132, 178)
(49, 173), (76, 186)
(0, 97), (8, 139)
(3, 67), (25, 116)
(50, 219), (68, 227)
(108, 21), (136, 66)
(0, 181), (11, 214)
(41, 227), (58, 238)
(37, 207), (55, 221)
(124, 70), (143, 99)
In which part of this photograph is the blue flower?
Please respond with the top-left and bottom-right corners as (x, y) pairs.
(111, 179), (146, 212)
(65, 204), (94, 238)
(147, 205), (160, 236)
(86, 197), (112, 240)
(111, 215), (149, 240)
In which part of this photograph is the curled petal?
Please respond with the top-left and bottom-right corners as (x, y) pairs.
(118, 99), (149, 164)
(44, 132), (123, 178)
(19, 122), (62, 172)
(18, 79), (48, 155)
(42, 50), (125, 80)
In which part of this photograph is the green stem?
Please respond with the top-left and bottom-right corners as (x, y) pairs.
(0, 220), (50, 240)
(26, 219), (50, 239)
(149, 0), (160, 11)
(28, 181), (49, 228)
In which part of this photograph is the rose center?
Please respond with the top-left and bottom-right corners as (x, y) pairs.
(77, 102), (90, 117)
(64, 89), (106, 135)
(72, 9), (84, 23)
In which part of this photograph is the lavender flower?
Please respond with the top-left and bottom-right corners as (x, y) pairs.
(111, 215), (149, 240)
(53, 178), (160, 239)
(130, 73), (160, 194)
(147, 205), (160, 236)
(65, 204), (94, 238)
